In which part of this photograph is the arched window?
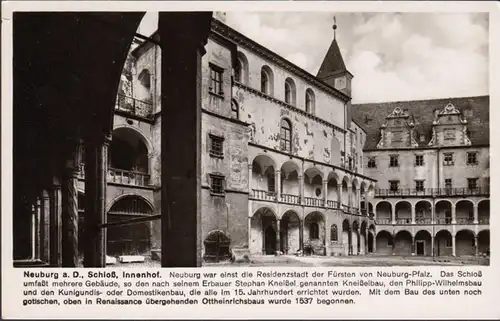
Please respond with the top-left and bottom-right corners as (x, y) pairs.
(310, 222), (319, 239)
(260, 66), (274, 96)
(138, 69), (151, 89)
(330, 224), (338, 241)
(204, 231), (231, 262)
(231, 99), (239, 119)
(280, 118), (292, 152)
(234, 59), (242, 83)
(284, 78), (296, 105)
(305, 88), (315, 114)
(235, 52), (249, 85)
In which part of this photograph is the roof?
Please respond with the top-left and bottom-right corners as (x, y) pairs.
(352, 95), (489, 150)
(316, 38), (348, 79)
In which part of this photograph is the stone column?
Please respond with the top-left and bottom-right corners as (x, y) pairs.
(248, 164), (253, 195)
(431, 235), (435, 257)
(83, 135), (110, 267)
(347, 186), (352, 207)
(40, 191), (50, 262)
(451, 204), (456, 224)
(61, 145), (80, 267)
(299, 219), (304, 252)
(337, 184), (342, 207)
(147, 153), (154, 183)
(431, 204), (436, 224)
(356, 188), (361, 210)
(372, 232), (377, 253)
(33, 199), (41, 260)
(391, 233), (396, 255)
(298, 175), (304, 204)
(391, 203), (396, 225)
(451, 234), (456, 257)
(159, 12), (212, 267)
(275, 170), (281, 202)
(323, 179), (328, 207)
(364, 230), (368, 255)
(411, 236), (416, 256)
(473, 204), (478, 224)
(411, 204), (416, 224)
(474, 236), (479, 256)
(276, 219), (281, 253)
(49, 185), (62, 266)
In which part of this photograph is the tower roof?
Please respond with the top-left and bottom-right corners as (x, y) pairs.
(316, 38), (349, 79)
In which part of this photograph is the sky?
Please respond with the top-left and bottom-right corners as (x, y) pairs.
(138, 12), (488, 104)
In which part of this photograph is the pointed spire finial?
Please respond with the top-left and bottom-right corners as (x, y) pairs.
(333, 16), (337, 40)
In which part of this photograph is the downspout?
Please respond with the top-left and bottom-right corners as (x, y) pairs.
(344, 102), (347, 166)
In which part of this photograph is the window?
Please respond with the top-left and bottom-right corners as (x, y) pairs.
(305, 89), (315, 114)
(367, 157), (377, 168)
(467, 178), (478, 190)
(467, 152), (478, 165)
(234, 59), (242, 83)
(209, 64), (224, 96)
(231, 99), (239, 119)
(330, 224), (338, 242)
(280, 119), (292, 152)
(285, 82), (292, 104)
(210, 174), (225, 196)
(415, 155), (424, 166)
(389, 180), (400, 192)
(443, 153), (454, 166)
(310, 223), (319, 239)
(445, 179), (452, 189)
(260, 66), (273, 95)
(389, 155), (399, 167)
(415, 180), (424, 191)
(209, 134), (224, 158)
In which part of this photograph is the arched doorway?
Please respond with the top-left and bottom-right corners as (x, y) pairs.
(342, 219), (351, 256)
(203, 231), (231, 262)
(280, 211), (301, 254)
(304, 212), (325, 255)
(394, 230), (412, 256)
(455, 230), (475, 257)
(375, 231), (393, 255)
(435, 230), (453, 256)
(414, 230), (432, 256)
(107, 196), (154, 256)
(250, 207), (278, 255)
(477, 230), (489, 256)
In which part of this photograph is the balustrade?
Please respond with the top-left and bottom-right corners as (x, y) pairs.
(108, 168), (150, 187)
(251, 189), (276, 201)
(326, 200), (339, 209)
(304, 197), (324, 207)
(281, 193), (300, 205)
(375, 186), (490, 197)
(115, 94), (153, 119)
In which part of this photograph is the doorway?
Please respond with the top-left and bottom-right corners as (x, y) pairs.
(416, 240), (425, 255)
(264, 226), (276, 255)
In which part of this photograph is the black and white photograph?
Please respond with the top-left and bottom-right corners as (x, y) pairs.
(11, 9), (490, 269)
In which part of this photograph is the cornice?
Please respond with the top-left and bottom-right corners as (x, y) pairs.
(211, 19), (351, 103)
(235, 82), (345, 134)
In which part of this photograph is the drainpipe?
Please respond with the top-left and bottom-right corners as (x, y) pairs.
(344, 102), (347, 166)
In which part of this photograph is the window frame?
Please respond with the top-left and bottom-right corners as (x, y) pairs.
(467, 178), (478, 190)
(443, 152), (454, 166)
(389, 154), (399, 167)
(209, 63), (224, 97)
(209, 173), (225, 196)
(330, 224), (338, 242)
(415, 180), (424, 192)
(231, 99), (239, 120)
(209, 134), (225, 159)
(280, 118), (292, 152)
(389, 180), (400, 192)
(415, 154), (424, 167)
(367, 157), (377, 168)
(466, 152), (478, 165)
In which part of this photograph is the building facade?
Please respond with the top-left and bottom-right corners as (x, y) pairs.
(353, 96), (490, 257)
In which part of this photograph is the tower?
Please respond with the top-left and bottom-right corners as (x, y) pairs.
(317, 16), (353, 97)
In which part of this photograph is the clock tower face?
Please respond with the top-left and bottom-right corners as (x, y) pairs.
(334, 76), (347, 90)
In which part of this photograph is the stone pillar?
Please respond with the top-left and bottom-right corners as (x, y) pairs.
(452, 234), (456, 257)
(276, 219), (280, 253)
(411, 204), (416, 224)
(337, 184), (342, 207)
(431, 205), (436, 224)
(474, 236), (479, 256)
(391, 203), (396, 225)
(364, 230), (368, 255)
(49, 185), (62, 266)
(275, 170), (281, 202)
(299, 175), (304, 204)
(323, 179), (328, 206)
(347, 186), (352, 207)
(356, 188), (361, 210)
(159, 12), (212, 267)
(391, 233), (396, 255)
(148, 153), (154, 180)
(473, 204), (478, 224)
(83, 135), (110, 268)
(248, 164), (253, 195)
(40, 191), (50, 262)
(247, 216), (252, 253)
(33, 199), (41, 260)
(431, 235), (435, 257)
(451, 204), (456, 224)
(299, 219), (304, 252)
(411, 236), (415, 256)
(61, 146), (80, 267)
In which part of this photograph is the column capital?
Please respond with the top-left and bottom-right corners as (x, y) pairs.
(248, 164), (253, 169)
